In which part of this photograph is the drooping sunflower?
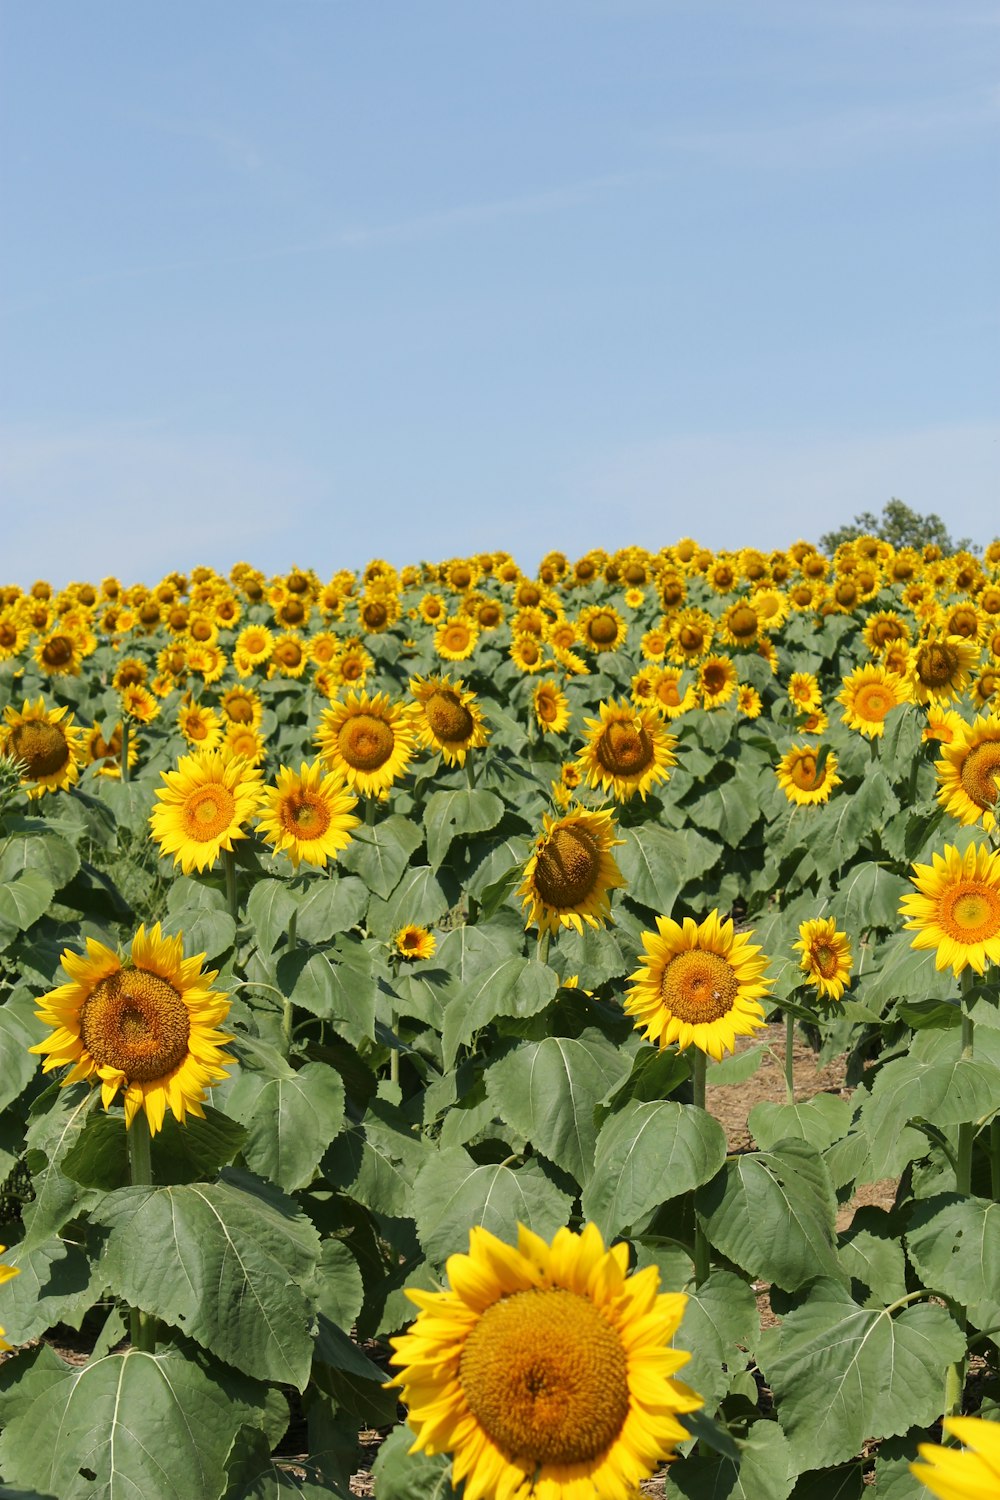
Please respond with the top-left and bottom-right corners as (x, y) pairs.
(532, 678), (571, 735)
(29, 922), (233, 1134)
(912, 1415), (1000, 1500)
(150, 749), (264, 874)
(909, 635), (981, 705)
(2, 697), (84, 798)
(315, 690), (419, 799)
(776, 744), (841, 806)
(519, 807), (626, 936)
(900, 841), (1000, 975)
(394, 925), (437, 961)
(793, 917), (853, 1001)
(388, 1221), (701, 1500)
(257, 760), (360, 869)
(625, 910), (772, 1059)
(838, 663), (912, 738)
(578, 699), (677, 802)
(409, 675), (490, 766)
(936, 713), (1000, 831)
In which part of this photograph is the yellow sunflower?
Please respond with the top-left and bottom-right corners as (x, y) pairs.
(234, 623), (274, 666)
(900, 841), (1000, 975)
(509, 633), (549, 674)
(935, 713), (1000, 832)
(776, 744), (841, 806)
(270, 633), (309, 679)
(532, 679), (571, 735)
(33, 629), (82, 677)
(409, 675), (490, 766)
(387, 1221), (701, 1500)
(578, 699), (677, 802)
(186, 641), (227, 685)
(84, 721), (138, 780)
(518, 807), (626, 936)
(649, 668), (698, 720)
(177, 697), (223, 750)
(150, 750), (264, 874)
(223, 722), (266, 767)
(2, 697), (83, 798)
(577, 605), (629, 653)
(29, 922), (233, 1134)
(120, 683), (160, 725)
(330, 638), (374, 692)
(435, 617), (479, 662)
(625, 910), (772, 1059)
(736, 683), (763, 718)
(718, 600), (762, 649)
(219, 685), (263, 728)
(640, 627), (669, 662)
(697, 654), (738, 709)
(787, 672), (822, 713)
(0, 1247), (20, 1349)
(257, 760), (360, 869)
(912, 1415), (1000, 1500)
(315, 690), (419, 799)
(394, 925), (437, 961)
(0, 611), (30, 663)
(838, 663), (911, 738)
(909, 635), (981, 705)
(112, 657), (149, 690)
(669, 608), (714, 664)
(793, 917), (853, 1000)
(924, 706), (964, 745)
(972, 660), (1000, 711)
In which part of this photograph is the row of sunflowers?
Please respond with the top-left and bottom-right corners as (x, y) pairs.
(0, 536), (998, 1497)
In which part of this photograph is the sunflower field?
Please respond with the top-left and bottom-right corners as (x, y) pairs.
(0, 539), (1000, 1499)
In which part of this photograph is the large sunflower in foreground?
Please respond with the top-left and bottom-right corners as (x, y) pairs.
(776, 744), (841, 806)
(625, 910), (772, 1059)
(2, 697), (84, 798)
(837, 663), (911, 738)
(257, 760), (360, 869)
(150, 749), (264, 873)
(315, 689), (419, 799)
(936, 713), (1000, 832)
(794, 917), (853, 1001)
(912, 1415), (1000, 1500)
(387, 1221), (701, 1500)
(578, 699), (677, 801)
(519, 807), (625, 936)
(900, 841), (1000, 975)
(30, 923), (233, 1134)
(409, 675), (490, 766)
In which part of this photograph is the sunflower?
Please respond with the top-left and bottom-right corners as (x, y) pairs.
(150, 750), (264, 874)
(669, 608), (714, 664)
(409, 675), (490, 766)
(435, 617), (479, 662)
(649, 668), (698, 720)
(972, 661), (1000, 711)
(510, 633), (550, 674)
(776, 744), (841, 806)
(924, 706), (964, 744)
(532, 679), (571, 735)
(838, 663), (911, 738)
(223, 722), (266, 767)
(186, 641), (227, 685)
(697, 654), (738, 709)
(120, 683), (160, 724)
(112, 657), (149, 691)
(577, 605), (629, 654)
(912, 1415), (1000, 1500)
(625, 910), (772, 1059)
(330, 639), (374, 691)
(419, 592), (448, 624)
(737, 683), (763, 718)
(2, 697), (83, 798)
(234, 623), (274, 666)
(219, 684), (263, 728)
(315, 690), (419, 799)
(388, 1221), (701, 1500)
(177, 697), (223, 750)
(909, 635), (981, 705)
(718, 600), (761, 649)
(797, 707), (829, 734)
(358, 590), (400, 635)
(518, 807), (626, 936)
(578, 699), (677, 802)
(640, 627), (669, 662)
(0, 612), (30, 662)
(787, 672), (822, 713)
(33, 629), (82, 677)
(794, 917), (853, 1001)
(29, 922), (233, 1134)
(936, 714), (1000, 832)
(394, 925), (437, 961)
(84, 721), (138, 780)
(257, 760), (359, 869)
(900, 842), (1000, 975)
(270, 633), (309, 679)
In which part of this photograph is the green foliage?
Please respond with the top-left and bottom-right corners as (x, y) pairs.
(819, 496), (978, 555)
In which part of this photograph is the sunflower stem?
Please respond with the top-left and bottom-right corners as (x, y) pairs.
(465, 758), (477, 789)
(943, 971), (979, 1426)
(691, 1049), (711, 1287)
(365, 797), (376, 826)
(282, 910), (297, 1056)
(991, 1117), (1000, 1203)
(126, 1114), (156, 1354)
(537, 929), (551, 967)
(784, 1010), (796, 1108)
(119, 719), (130, 783)
(223, 849), (238, 923)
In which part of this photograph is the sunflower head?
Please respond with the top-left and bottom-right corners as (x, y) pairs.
(257, 760), (360, 869)
(519, 807), (626, 936)
(794, 917), (853, 1001)
(2, 697), (83, 798)
(936, 713), (1000, 832)
(315, 690), (419, 800)
(578, 698), (677, 802)
(409, 675), (490, 766)
(394, 925), (437, 961)
(900, 841), (1000, 975)
(838, 663), (911, 738)
(150, 749), (264, 874)
(776, 743), (841, 806)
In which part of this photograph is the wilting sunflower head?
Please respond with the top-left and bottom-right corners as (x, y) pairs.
(387, 1221), (701, 1500)
(936, 714), (1000, 832)
(257, 760), (360, 869)
(394, 924), (437, 961)
(625, 909), (772, 1060)
(30, 922), (233, 1134)
(2, 697), (83, 799)
(900, 841), (1000, 976)
(409, 675), (490, 766)
(838, 663), (912, 738)
(911, 1415), (1000, 1500)
(150, 749), (264, 874)
(794, 917), (853, 1001)
(578, 698), (678, 802)
(776, 743), (841, 806)
(315, 689), (419, 799)
(519, 807), (626, 936)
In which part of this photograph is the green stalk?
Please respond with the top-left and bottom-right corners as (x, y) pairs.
(991, 1118), (1000, 1203)
(943, 967), (978, 1427)
(465, 758), (477, 789)
(223, 848), (238, 923)
(282, 909), (297, 1056)
(784, 1011), (796, 1108)
(365, 797), (377, 826)
(537, 928), (551, 967)
(691, 1049), (711, 1287)
(127, 1114), (156, 1354)
(119, 719), (130, 783)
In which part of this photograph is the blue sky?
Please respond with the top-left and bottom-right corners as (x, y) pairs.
(2, 0), (997, 584)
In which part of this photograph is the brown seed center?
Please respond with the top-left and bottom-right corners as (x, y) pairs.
(80, 968), (190, 1082)
(532, 825), (601, 908)
(660, 949), (739, 1023)
(9, 721), (70, 778)
(424, 690), (475, 743)
(339, 714), (395, 770)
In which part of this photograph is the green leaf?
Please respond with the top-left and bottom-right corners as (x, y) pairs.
(0, 1235), (97, 1346)
(94, 1173), (322, 1388)
(695, 1140), (843, 1291)
(690, 766), (764, 847)
(371, 1423), (460, 1500)
(708, 1042), (768, 1086)
(294, 875), (369, 942)
(326, 1099), (428, 1218)
(61, 1106), (248, 1190)
(618, 824), (720, 912)
(814, 770), (899, 861)
(748, 1094), (852, 1153)
(246, 879), (299, 957)
(0, 1344), (272, 1500)
(583, 1100), (727, 1239)
(441, 957), (558, 1069)
(366, 865), (453, 941)
(0, 818), (80, 889)
(840, 861), (910, 935)
(553, 924), (630, 985)
(413, 1147), (573, 1265)
(855, 931), (955, 1013)
(838, 1206), (908, 1306)
(756, 1279), (966, 1470)
(339, 814), (422, 899)
(0, 992), (42, 1112)
(0, 869), (55, 942)
(224, 1061), (345, 1193)
(309, 1239), (364, 1334)
(789, 1466), (866, 1499)
(276, 938), (377, 1049)
(670, 1419), (796, 1500)
(484, 1030), (633, 1184)
(895, 997), (961, 1030)
(674, 1270), (758, 1413)
(223, 1423), (350, 1498)
(423, 788), (504, 869)
(906, 1193), (1000, 1308)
